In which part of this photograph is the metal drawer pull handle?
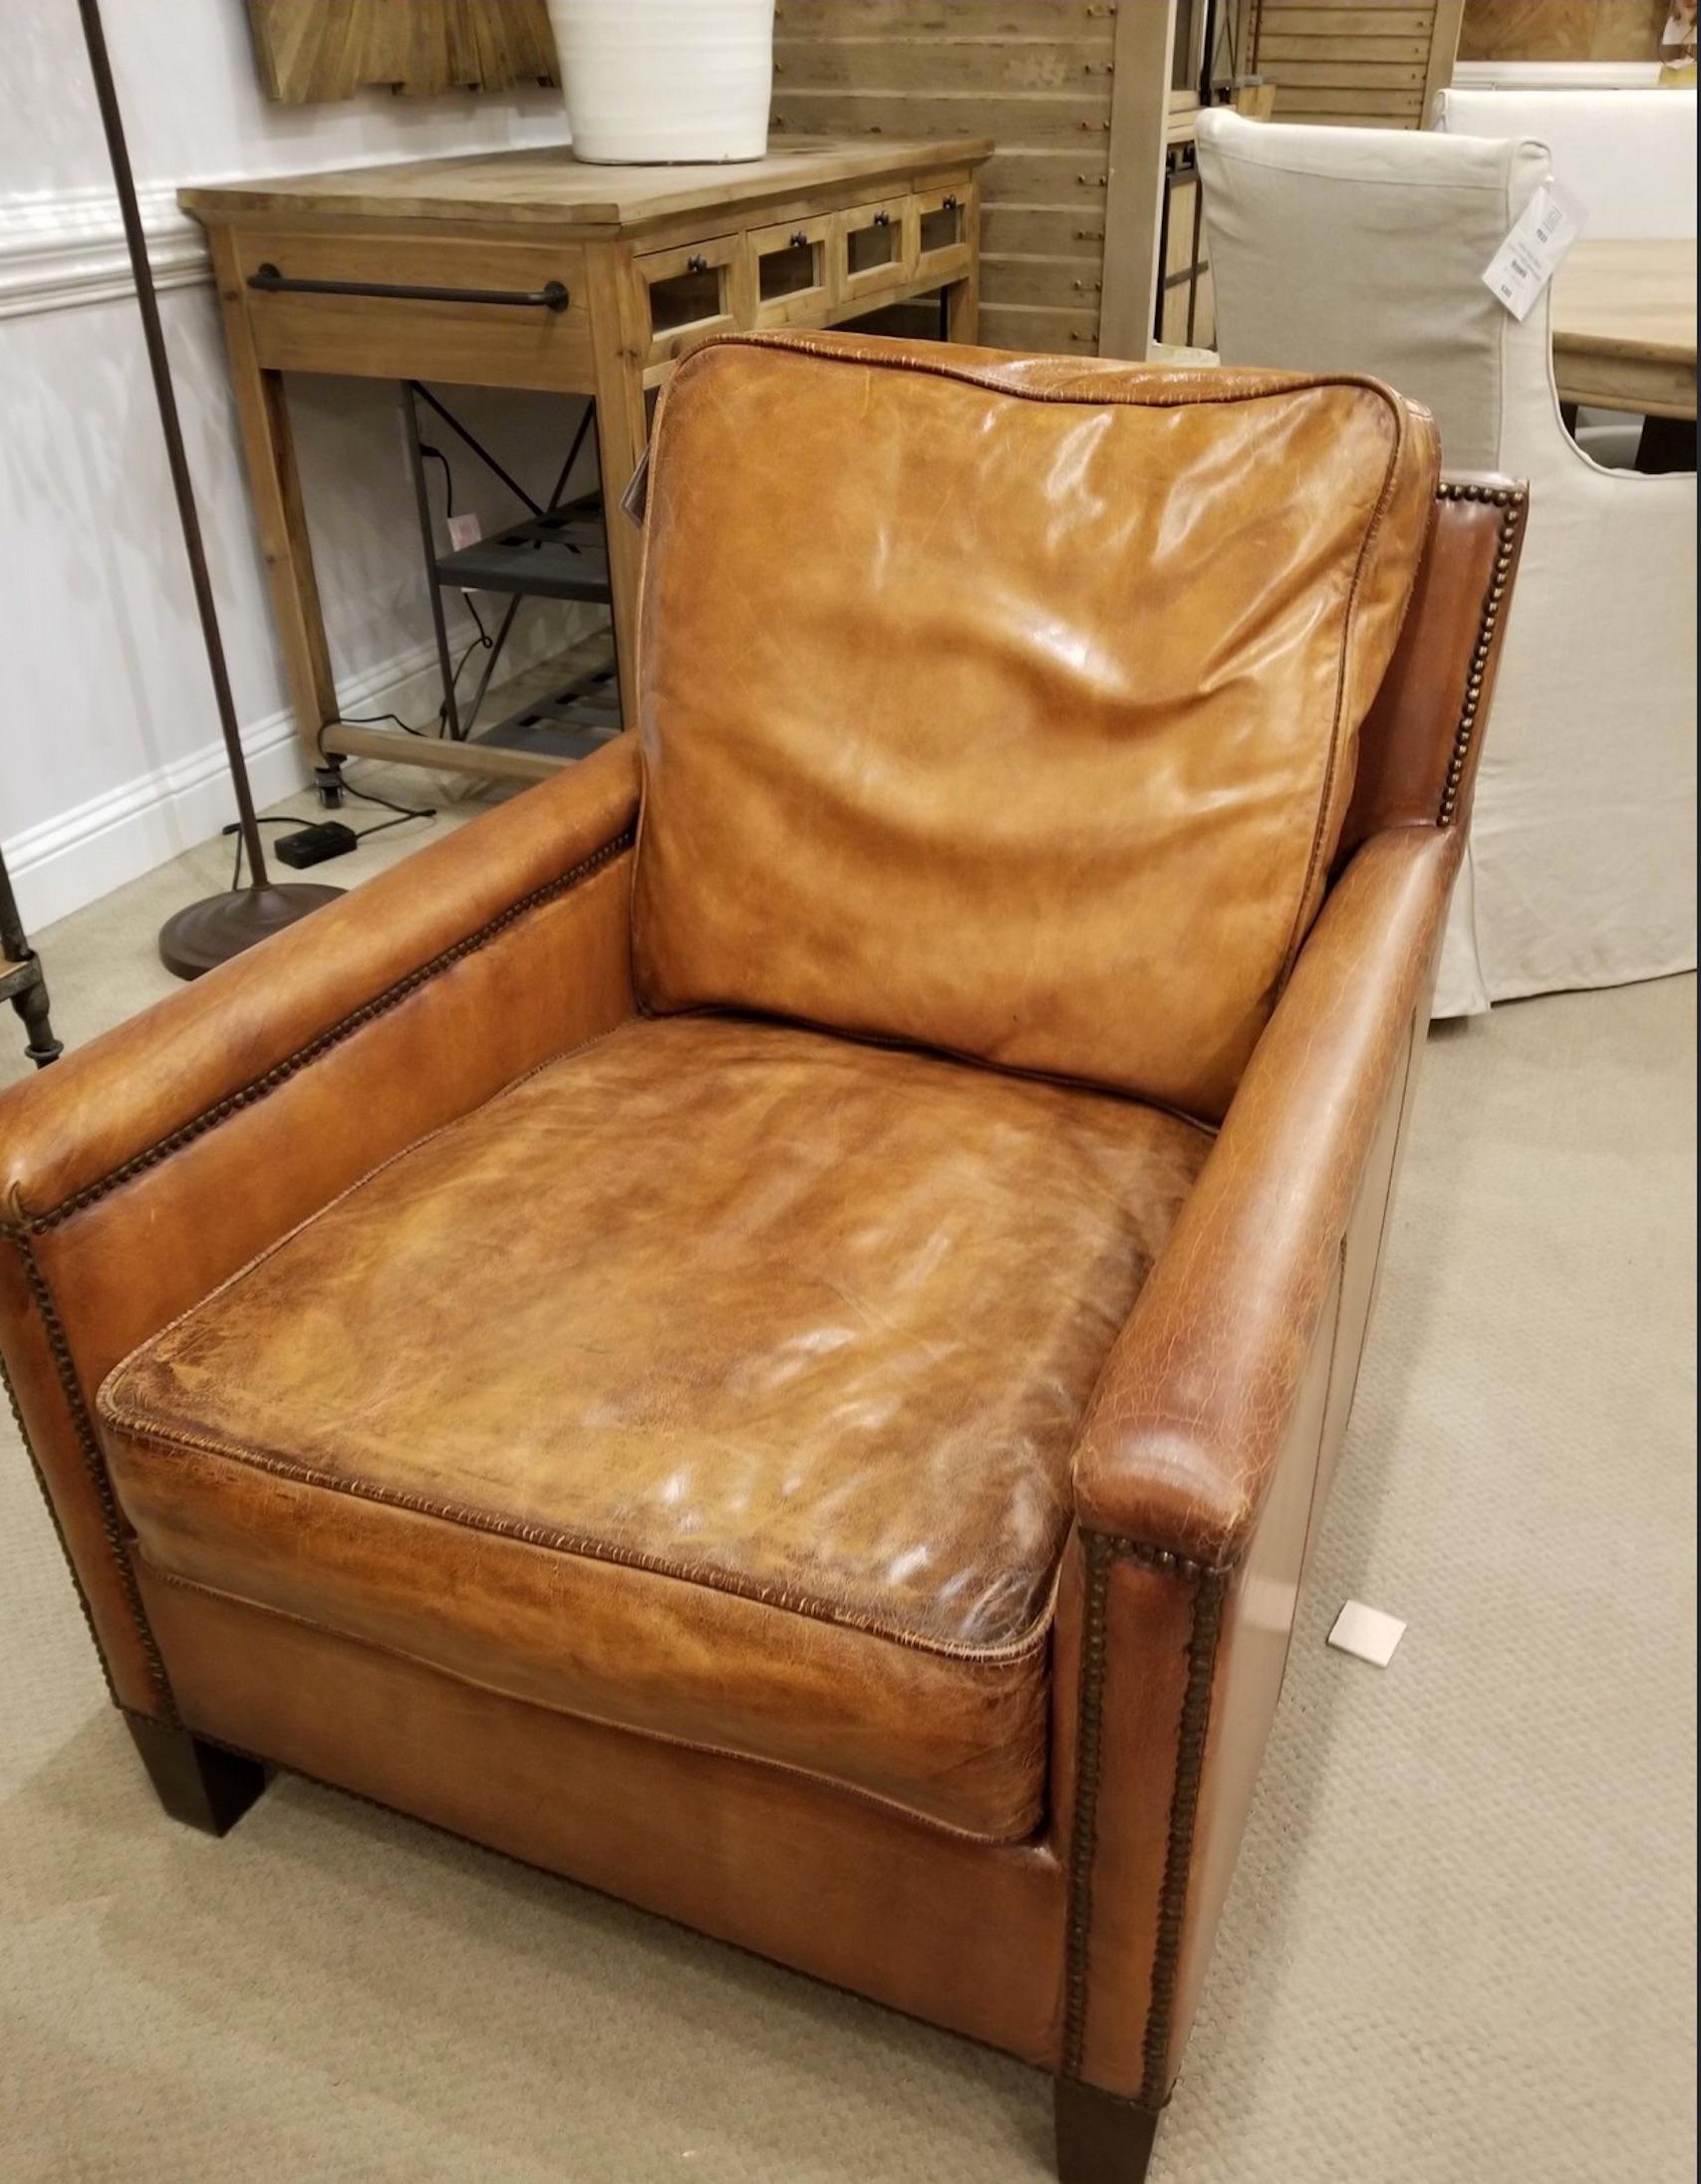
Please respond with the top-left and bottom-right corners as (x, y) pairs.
(942, 194), (959, 210)
(687, 254), (709, 274)
(872, 209), (891, 227)
(790, 230), (809, 247)
(248, 263), (570, 313)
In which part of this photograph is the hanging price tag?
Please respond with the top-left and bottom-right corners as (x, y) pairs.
(1481, 181), (1585, 321)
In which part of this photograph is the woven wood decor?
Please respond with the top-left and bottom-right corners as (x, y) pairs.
(247, 0), (560, 103)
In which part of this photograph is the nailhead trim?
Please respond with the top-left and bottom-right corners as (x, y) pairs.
(3, 829), (635, 1717)
(19, 828), (637, 1234)
(0, 1333), (118, 1705)
(1434, 481), (1528, 828)
(1061, 1533), (1226, 2093)
(1139, 1566), (1226, 2106)
(13, 1231), (177, 1717)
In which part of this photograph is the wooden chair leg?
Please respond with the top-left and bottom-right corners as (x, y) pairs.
(1054, 2078), (1161, 2184)
(126, 1715), (267, 1836)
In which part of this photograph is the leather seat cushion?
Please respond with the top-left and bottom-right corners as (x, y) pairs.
(99, 1015), (1209, 1840)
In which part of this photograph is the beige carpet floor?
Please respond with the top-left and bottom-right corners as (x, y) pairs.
(2, 783), (1695, 2182)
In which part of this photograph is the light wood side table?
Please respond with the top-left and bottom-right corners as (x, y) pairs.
(181, 135), (991, 787)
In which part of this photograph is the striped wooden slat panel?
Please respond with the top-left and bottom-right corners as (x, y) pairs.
(1262, 84), (1425, 111)
(1258, 30), (1432, 56)
(1258, 32), (1432, 57)
(980, 205), (1105, 256)
(1267, 58), (1428, 81)
(1257, 5), (1433, 28)
(771, 89), (1113, 141)
(1276, 105), (1418, 123)
(773, 37), (1114, 93)
(774, 0), (1117, 32)
(982, 254), (1105, 308)
(1249, 0), (1455, 127)
(769, 0), (1120, 352)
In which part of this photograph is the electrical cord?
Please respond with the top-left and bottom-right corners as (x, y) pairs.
(331, 437), (492, 742)
(224, 785), (436, 890)
(423, 441), (491, 644)
(330, 623), (490, 742)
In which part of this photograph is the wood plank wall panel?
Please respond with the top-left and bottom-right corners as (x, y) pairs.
(770, 0), (1118, 354)
(1246, 0), (1463, 127)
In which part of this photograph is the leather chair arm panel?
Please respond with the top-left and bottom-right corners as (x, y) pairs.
(0, 736), (640, 1225)
(0, 737), (639, 1718)
(1071, 821), (1462, 1566)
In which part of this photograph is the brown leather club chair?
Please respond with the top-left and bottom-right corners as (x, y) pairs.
(0, 335), (1524, 2183)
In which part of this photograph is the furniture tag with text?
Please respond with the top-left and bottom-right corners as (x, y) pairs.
(445, 513), (481, 551)
(1481, 182), (1584, 321)
(1327, 1600), (1407, 1667)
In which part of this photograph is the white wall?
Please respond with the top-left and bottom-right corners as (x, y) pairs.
(0, 0), (590, 931)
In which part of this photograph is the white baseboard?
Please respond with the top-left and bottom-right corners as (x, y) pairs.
(2, 639), (445, 935)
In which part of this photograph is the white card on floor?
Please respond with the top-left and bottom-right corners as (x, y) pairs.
(1481, 181), (1584, 320)
(1327, 1600), (1407, 1667)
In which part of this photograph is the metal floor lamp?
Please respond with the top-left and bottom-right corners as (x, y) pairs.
(76, 0), (343, 978)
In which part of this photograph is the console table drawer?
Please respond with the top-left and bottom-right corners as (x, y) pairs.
(836, 197), (914, 305)
(233, 232), (591, 389)
(750, 213), (836, 329)
(635, 233), (743, 370)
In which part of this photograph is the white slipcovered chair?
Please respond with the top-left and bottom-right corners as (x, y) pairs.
(1434, 87), (1697, 467)
(1196, 110), (1696, 1017)
(1432, 88), (1697, 239)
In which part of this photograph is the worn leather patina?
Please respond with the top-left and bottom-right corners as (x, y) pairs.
(634, 334), (1439, 1122)
(101, 1014), (1208, 1839)
(0, 328), (1524, 2184)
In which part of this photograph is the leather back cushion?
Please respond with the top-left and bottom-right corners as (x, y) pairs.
(631, 335), (1439, 1121)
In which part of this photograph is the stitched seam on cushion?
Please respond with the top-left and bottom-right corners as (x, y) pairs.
(647, 1002), (1222, 1141)
(96, 1005), (1081, 1669)
(6, 831), (636, 1234)
(140, 1561), (1042, 1846)
(683, 331), (1410, 424)
(8, 1231), (176, 1718)
(664, 337), (1418, 1070)
(1202, 140), (1512, 195)
(105, 1413), (1061, 1668)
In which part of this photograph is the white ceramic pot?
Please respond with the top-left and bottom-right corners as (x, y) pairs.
(549, 0), (775, 164)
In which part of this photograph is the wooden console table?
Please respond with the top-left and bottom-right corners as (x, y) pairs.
(181, 136), (990, 785)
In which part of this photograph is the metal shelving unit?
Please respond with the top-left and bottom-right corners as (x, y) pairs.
(401, 382), (621, 769)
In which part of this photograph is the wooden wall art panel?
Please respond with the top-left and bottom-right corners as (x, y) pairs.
(248, 0), (559, 104)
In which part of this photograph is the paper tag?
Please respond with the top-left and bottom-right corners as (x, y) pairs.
(1481, 181), (1584, 320)
(1327, 1600), (1407, 1668)
(445, 511), (481, 552)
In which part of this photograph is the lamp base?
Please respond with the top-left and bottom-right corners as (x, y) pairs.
(158, 882), (344, 981)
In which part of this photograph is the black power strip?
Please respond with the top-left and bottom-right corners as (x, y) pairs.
(275, 821), (360, 869)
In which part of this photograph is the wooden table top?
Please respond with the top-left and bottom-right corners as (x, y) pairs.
(1552, 237), (1697, 417)
(179, 135), (992, 236)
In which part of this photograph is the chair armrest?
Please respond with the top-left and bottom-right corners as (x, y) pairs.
(0, 737), (639, 1720)
(1072, 822), (1460, 1564)
(1, 735), (639, 1225)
